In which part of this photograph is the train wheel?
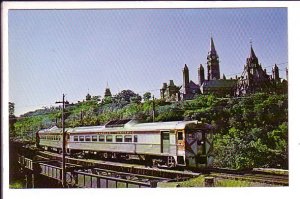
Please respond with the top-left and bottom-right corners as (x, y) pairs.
(145, 156), (153, 167)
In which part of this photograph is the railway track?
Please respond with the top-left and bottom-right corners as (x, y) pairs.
(36, 151), (288, 186)
(37, 150), (199, 180)
(207, 168), (289, 186)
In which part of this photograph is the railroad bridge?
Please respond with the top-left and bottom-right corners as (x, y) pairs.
(12, 141), (197, 188)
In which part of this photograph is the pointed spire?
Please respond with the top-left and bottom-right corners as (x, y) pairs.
(183, 64), (189, 70)
(223, 74), (226, 80)
(199, 64), (204, 70)
(249, 40), (257, 59)
(210, 37), (216, 53)
(104, 82), (112, 97)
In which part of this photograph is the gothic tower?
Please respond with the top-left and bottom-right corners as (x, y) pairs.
(272, 64), (280, 81)
(104, 83), (112, 98)
(245, 44), (260, 87)
(247, 44), (259, 68)
(198, 64), (205, 86)
(183, 64), (189, 94)
(236, 42), (273, 96)
(207, 37), (220, 80)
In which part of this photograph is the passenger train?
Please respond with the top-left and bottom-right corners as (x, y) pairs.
(36, 119), (214, 168)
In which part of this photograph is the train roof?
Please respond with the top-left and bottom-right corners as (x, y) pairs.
(38, 126), (71, 133)
(71, 120), (211, 133)
(38, 120), (212, 134)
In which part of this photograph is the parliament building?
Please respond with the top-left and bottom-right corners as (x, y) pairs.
(160, 37), (288, 101)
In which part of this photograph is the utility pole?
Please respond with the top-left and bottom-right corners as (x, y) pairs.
(56, 94), (66, 187)
(80, 109), (83, 126)
(152, 95), (155, 122)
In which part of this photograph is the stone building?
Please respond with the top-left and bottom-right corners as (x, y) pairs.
(160, 80), (181, 101)
(161, 37), (287, 101)
(181, 37), (237, 100)
(182, 64), (201, 100)
(235, 45), (287, 96)
(104, 87), (112, 98)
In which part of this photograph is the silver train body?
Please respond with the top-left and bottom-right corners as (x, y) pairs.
(37, 120), (214, 168)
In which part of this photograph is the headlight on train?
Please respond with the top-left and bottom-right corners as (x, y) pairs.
(197, 140), (205, 145)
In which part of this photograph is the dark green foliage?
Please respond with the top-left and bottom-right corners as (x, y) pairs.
(211, 93), (288, 169)
(143, 92), (152, 102)
(114, 89), (142, 103)
(9, 102), (17, 136)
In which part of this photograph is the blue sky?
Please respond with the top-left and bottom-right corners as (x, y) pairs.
(9, 8), (288, 116)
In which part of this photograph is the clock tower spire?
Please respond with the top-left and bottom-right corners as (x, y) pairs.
(207, 37), (220, 80)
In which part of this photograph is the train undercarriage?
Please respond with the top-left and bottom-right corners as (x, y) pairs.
(41, 146), (179, 168)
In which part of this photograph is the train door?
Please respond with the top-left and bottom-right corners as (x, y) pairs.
(161, 131), (170, 153)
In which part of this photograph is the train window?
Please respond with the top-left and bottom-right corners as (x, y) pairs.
(162, 133), (169, 140)
(116, 135), (123, 142)
(177, 132), (183, 140)
(106, 135), (113, 142)
(124, 135), (132, 142)
(134, 135), (138, 143)
(92, 135), (98, 142)
(79, 136), (84, 142)
(99, 135), (105, 142)
(187, 133), (194, 139)
(85, 136), (91, 142)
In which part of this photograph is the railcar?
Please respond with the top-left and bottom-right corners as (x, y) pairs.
(37, 119), (214, 168)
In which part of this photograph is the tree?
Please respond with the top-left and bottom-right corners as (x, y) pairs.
(143, 92), (152, 102)
(9, 102), (17, 137)
(9, 102), (15, 117)
(114, 90), (142, 103)
(92, 95), (101, 101)
(102, 96), (113, 105)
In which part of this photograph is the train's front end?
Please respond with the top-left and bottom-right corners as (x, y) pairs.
(184, 122), (214, 168)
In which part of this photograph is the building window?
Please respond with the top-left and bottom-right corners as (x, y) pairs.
(124, 135), (132, 142)
(99, 135), (105, 142)
(79, 136), (84, 142)
(74, 136), (78, 142)
(92, 135), (98, 142)
(134, 135), (138, 143)
(116, 135), (123, 142)
(106, 135), (113, 142)
(85, 136), (91, 142)
(177, 131), (183, 140)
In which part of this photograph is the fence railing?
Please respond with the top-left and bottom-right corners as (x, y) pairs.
(18, 155), (157, 188)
